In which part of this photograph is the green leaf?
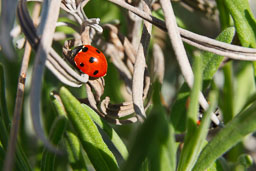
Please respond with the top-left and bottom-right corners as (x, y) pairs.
(221, 62), (235, 123)
(234, 62), (255, 114)
(41, 115), (68, 171)
(237, 154), (253, 168)
(206, 157), (230, 171)
(214, 157), (230, 171)
(0, 64), (10, 130)
(178, 56), (218, 171)
(158, 123), (176, 171)
(59, 87), (119, 171)
(50, 92), (67, 117)
(81, 104), (128, 160)
(216, 0), (232, 29)
(0, 64), (32, 171)
(0, 116), (8, 148)
(193, 101), (256, 171)
(65, 131), (88, 171)
(224, 0), (256, 47)
(187, 55), (202, 132)
(0, 145), (4, 167)
(50, 92), (88, 170)
(150, 82), (177, 171)
(171, 27), (235, 132)
(122, 106), (173, 171)
(170, 83), (190, 132)
(202, 27), (235, 81)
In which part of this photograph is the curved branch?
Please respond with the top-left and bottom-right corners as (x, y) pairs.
(108, 0), (256, 61)
(29, 0), (62, 153)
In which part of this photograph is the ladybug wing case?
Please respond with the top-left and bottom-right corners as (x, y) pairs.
(73, 45), (108, 78)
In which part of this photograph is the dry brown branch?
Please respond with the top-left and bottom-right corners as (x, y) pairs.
(153, 43), (165, 83)
(18, 0), (148, 125)
(0, 0), (18, 60)
(3, 3), (41, 170)
(17, 0), (89, 87)
(132, 0), (152, 122)
(160, 0), (220, 125)
(59, 23), (151, 124)
(107, 0), (256, 61)
(29, 0), (63, 152)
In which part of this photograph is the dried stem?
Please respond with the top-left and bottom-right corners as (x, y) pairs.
(17, 0), (89, 87)
(107, 0), (256, 61)
(3, 42), (32, 171)
(3, 3), (41, 170)
(132, 0), (152, 122)
(0, 0), (18, 60)
(29, 0), (62, 152)
(153, 43), (165, 83)
(160, 0), (220, 125)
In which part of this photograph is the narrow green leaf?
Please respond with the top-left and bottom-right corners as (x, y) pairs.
(0, 64), (10, 130)
(187, 55), (202, 132)
(221, 62), (235, 123)
(0, 66), (32, 171)
(50, 91), (66, 117)
(65, 131), (88, 171)
(206, 158), (229, 171)
(0, 145), (4, 167)
(148, 115), (176, 171)
(213, 157), (230, 171)
(178, 55), (208, 171)
(171, 27), (235, 132)
(151, 81), (176, 171)
(41, 115), (68, 171)
(234, 62), (255, 114)
(170, 83), (190, 132)
(240, 92), (256, 111)
(202, 27), (235, 81)
(50, 92), (88, 170)
(159, 124), (176, 171)
(180, 90), (218, 171)
(224, 0), (256, 47)
(81, 104), (128, 160)
(0, 116), (8, 148)
(224, 0), (256, 89)
(216, 0), (232, 29)
(15, 144), (33, 171)
(237, 154), (253, 168)
(193, 101), (256, 171)
(59, 87), (118, 171)
(122, 105), (171, 171)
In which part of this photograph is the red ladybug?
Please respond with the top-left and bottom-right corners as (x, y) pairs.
(71, 45), (108, 78)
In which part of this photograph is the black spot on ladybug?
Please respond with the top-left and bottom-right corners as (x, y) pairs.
(93, 70), (99, 75)
(96, 49), (101, 54)
(89, 57), (97, 63)
(82, 46), (88, 52)
(80, 62), (84, 67)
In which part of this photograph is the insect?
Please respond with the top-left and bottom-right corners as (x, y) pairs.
(71, 45), (108, 78)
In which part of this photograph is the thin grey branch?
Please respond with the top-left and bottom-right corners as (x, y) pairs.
(3, 3), (41, 170)
(108, 0), (256, 61)
(17, 0), (89, 87)
(0, 0), (18, 60)
(30, 0), (62, 153)
(132, 0), (152, 122)
(3, 42), (32, 171)
(160, 0), (220, 125)
(153, 43), (165, 83)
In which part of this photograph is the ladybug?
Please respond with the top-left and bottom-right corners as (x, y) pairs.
(71, 45), (108, 78)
